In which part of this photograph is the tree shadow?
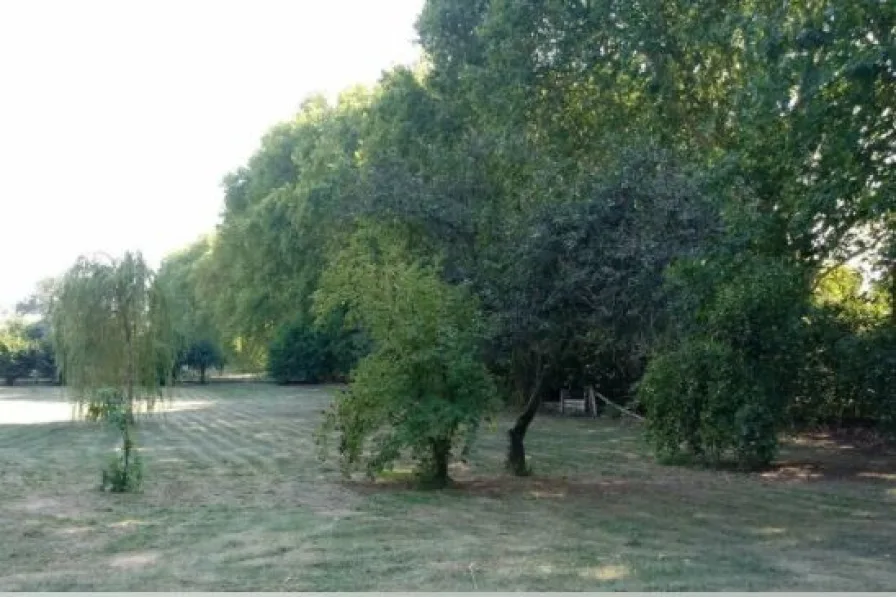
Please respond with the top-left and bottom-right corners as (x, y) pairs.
(766, 430), (896, 484)
(342, 472), (644, 500)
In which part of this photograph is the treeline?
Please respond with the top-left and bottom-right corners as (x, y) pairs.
(25, 0), (896, 483)
(1, 280), (56, 385)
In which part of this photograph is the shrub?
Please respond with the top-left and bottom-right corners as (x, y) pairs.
(640, 338), (780, 469)
(268, 308), (369, 385)
(268, 320), (327, 384)
(643, 254), (810, 469)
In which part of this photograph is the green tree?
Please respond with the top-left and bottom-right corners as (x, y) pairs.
(158, 237), (226, 383)
(268, 317), (327, 384)
(171, 0), (894, 476)
(51, 252), (175, 491)
(204, 92), (369, 364)
(178, 339), (224, 384)
(485, 149), (719, 474)
(0, 318), (41, 385)
(0, 343), (33, 386)
(314, 225), (498, 488)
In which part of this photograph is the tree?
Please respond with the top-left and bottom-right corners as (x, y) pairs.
(15, 277), (58, 318)
(0, 343), (33, 386)
(0, 318), (38, 386)
(178, 339), (224, 384)
(12, 279), (59, 383)
(51, 252), (175, 491)
(202, 92), (369, 364)
(158, 237), (226, 383)
(314, 225), (497, 488)
(485, 149), (719, 474)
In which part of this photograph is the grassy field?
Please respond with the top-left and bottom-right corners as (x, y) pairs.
(2, 382), (896, 590)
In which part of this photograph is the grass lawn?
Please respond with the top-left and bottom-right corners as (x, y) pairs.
(2, 382), (896, 590)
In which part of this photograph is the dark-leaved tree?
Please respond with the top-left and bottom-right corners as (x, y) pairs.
(486, 149), (720, 474)
(178, 340), (224, 384)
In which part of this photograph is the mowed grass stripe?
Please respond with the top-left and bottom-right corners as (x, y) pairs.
(175, 397), (279, 472)
(148, 408), (227, 469)
(166, 408), (265, 471)
(216, 390), (325, 460)
(199, 388), (316, 469)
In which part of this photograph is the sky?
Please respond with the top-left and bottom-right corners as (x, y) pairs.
(0, 0), (424, 312)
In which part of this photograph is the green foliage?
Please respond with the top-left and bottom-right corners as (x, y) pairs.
(0, 342), (33, 386)
(101, 448), (144, 493)
(51, 252), (174, 490)
(52, 252), (175, 402)
(157, 237), (226, 382)
(640, 338), (779, 470)
(202, 93), (369, 361)
(0, 318), (55, 385)
(267, 310), (368, 385)
(268, 318), (327, 384)
(642, 255), (809, 468)
(314, 226), (498, 487)
(87, 389), (144, 492)
(485, 148), (720, 404)
(793, 305), (896, 430)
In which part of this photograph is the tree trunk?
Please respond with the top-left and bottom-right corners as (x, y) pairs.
(199, 365), (207, 385)
(4, 377), (14, 386)
(507, 393), (540, 476)
(122, 429), (132, 482)
(890, 259), (896, 327)
(426, 437), (452, 488)
(506, 359), (545, 476)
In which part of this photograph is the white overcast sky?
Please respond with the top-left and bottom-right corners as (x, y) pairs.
(0, 0), (424, 311)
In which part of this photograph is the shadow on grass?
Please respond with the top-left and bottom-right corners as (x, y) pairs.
(769, 429), (896, 484)
(343, 472), (647, 500)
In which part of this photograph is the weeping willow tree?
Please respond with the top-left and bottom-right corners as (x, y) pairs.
(52, 252), (175, 491)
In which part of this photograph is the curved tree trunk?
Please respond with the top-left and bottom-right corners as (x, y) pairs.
(506, 357), (545, 476)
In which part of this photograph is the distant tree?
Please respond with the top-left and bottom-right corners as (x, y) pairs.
(201, 92), (369, 362)
(157, 237), (226, 384)
(0, 343), (33, 386)
(10, 279), (60, 383)
(24, 320), (56, 382)
(15, 278), (57, 318)
(0, 319), (38, 385)
(178, 339), (224, 384)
